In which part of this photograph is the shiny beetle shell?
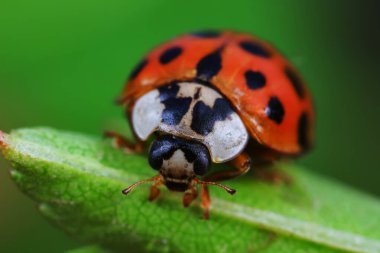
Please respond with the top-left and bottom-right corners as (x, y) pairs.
(119, 30), (314, 155)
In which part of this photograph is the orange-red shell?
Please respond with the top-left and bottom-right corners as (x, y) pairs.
(119, 31), (314, 155)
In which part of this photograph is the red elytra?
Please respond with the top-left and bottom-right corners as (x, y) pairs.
(119, 30), (314, 156)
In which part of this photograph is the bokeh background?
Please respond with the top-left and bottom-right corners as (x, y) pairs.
(1, 0), (379, 252)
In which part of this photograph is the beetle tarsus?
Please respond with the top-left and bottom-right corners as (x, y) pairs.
(104, 131), (143, 153)
(203, 152), (251, 182)
(201, 185), (211, 220)
(149, 182), (162, 202)
(183, 187), (198, 207)
(254, 168), (292, 185)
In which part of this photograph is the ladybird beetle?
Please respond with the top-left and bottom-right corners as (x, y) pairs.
(106, 30), (314, 219)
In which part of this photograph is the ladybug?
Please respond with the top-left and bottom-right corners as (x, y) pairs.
(105, 30), (314, 219)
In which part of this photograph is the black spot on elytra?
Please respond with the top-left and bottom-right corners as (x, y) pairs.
(239, 40), (271, 58)
(128, 59), (147, 80)
(266, 97), (285, 124)
(245, 70), (266, 89)
(285, 67), (305, 99)
(159, 46), (183, 64)
(298, 112), (310, 150)
(149, 135), (210, 176)
(191, 98), (233, 135)
(192, 30), (221, 38)
(196, 47), (223, 81)
(158, 83), (191, 126)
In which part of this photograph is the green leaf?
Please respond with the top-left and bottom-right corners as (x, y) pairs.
(1, 127), (379, 253)
(66, 245), (109, 253)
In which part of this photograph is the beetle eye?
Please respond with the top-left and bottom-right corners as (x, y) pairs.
(148, 135), (211, 175)
(148, 147), (163, 170)
(193, 149), (210, 175)
(148, 136), (176, 170)
(183, 141), (210, 176)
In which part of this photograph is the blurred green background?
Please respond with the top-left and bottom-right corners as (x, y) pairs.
(1, 0), (379, 252)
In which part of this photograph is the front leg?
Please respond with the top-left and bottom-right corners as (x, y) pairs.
(183, 186), (198, 208)
(149, 181), (163, 202)
(198, 152), (250, 220)
(200, 184), (210, 220)
(104, 131), (144, 153)
(253, 166), (292, 185)
(204, 152), (251, 182)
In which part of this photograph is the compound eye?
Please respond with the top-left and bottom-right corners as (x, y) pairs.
(192, 147), (211, 176)
(148, 147), (163, 170)
(148, 135), (178, 170)
(148, 140), (169, 170)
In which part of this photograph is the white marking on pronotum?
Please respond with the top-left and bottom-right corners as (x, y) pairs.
(132, 90), (164, 140)
(132, 82), (249, 163)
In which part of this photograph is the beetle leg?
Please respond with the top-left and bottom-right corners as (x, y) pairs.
(245, 142), (292, 185)
(204, 152), (251, 182)
(183, 186), (198, 208)
(103, 131), (144, 153)
(148, 181), (163, 202)
(253, 166), (292, 185)
(201, 184), (211, 219)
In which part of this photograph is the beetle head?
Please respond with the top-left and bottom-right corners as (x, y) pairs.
(122, 134), (235, 196)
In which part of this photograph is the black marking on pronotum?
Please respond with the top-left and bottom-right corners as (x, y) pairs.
(159, 46), (183, 65)
(266, 96), (285, 124)
(158, 83), (191, 126)
(285, 66), (305, 99)
(244, 70), (266, 90)
(161, 97), (192, 125)
(158, 82), (180, 101)
(148, 135), (210, 176)
(128, 59), (148, 80)
(191, 98), (234, 136)
(190, 78), (219, 91)
(196, 47), (223, 81)
(194, 87), (201, 100)
(192, 30), (221, 38)
(298, 112), (310, 150)
(239, 40), (271, 58)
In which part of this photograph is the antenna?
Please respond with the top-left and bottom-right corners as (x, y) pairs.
(193, 178), (236, 195)
(122, 175), (161, 195)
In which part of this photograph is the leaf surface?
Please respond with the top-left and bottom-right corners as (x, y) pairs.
(1, 128), (379, 253)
